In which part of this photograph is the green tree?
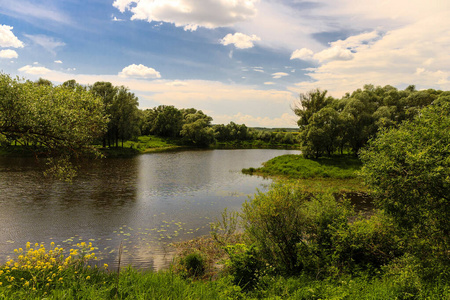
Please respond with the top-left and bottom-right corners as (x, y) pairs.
(35, 77), (53, 86)
(0, 73), (107, 180)
(150, 105), (183, 138)
(300, 107), (340, 157)
(180, 110), (215, 146)
(90, 81), (118, 147)
(91, 82), (140, 147)
(360, 95), (450, 265)
(294, 89), (332, 129)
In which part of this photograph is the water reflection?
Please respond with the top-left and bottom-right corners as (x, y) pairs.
(0, 149), (301, 270)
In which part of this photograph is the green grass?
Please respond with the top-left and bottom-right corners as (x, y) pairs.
(1, 238), (448, 299)
(2, 265), (448, 299)
(244, 154), (362, 179)
(242, 154), (366, 193)
(98, 135), (187, 157)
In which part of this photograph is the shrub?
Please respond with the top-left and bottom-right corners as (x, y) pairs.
(223, 244), (265, 291)
(331, 212), (404, 275)
(179, 251), (206, 278)
(242, 183), (352, 276)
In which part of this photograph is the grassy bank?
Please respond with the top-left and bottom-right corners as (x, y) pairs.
(242, 154), (366, 193)
(1, 239), (448, 299)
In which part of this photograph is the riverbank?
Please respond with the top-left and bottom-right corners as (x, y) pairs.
(242, 154), (367, 193)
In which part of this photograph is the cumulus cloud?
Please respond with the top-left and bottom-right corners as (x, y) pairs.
(0, 25), (24, 48)
(113, 0), (257, 30)
(54, 60), (63, 64)
(291, 12), (450, 96)
(119, 64), (161, 79)
(220, 32), (260, 49)
(290, 48), (314, 61)
(272, 72), (289, 79)
(291, 31), (381, 63)
(24, 34), (65, 55)
(0, 49), (18, 59)
(18, 65), (52, 75)
(313, 46), (353, 63)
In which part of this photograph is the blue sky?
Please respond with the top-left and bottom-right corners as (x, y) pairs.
(1, 0), (449, 127)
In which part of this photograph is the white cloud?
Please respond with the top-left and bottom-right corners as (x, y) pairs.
(220, 32), (260, 49)
(54, 60), (63, 64)
(112, 15), (124, 22)
(0, 49), (18, 59)
(113, 0), (258, 31)
(0, 25), (24, 48)
(313, 46), (354, 63)
(291, 11), (450, 96)
(291, 31), (380, 63)
(272, 72), (289, 79)
(290, 48), (314, 61)
(18, 65), (51, 75)
(24, 34), (65, 55)
(264, 82), (275, 85)
(119, 64), (161, 79)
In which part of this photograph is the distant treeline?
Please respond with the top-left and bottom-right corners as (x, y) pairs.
(0, 75), (299, 152)
(295, 84), (450, 157)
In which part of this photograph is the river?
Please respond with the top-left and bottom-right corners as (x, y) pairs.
(0, 149), (300, 270)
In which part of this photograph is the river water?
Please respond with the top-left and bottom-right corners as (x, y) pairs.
(0, 149), (300, 270)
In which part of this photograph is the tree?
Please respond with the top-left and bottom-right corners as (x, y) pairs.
(180, 109), (215, 146)
(91, 82), (140, 147)
(91, 81), (118, 147)
(150, 105), (183, 138)
(35, 78), (52, 86)
(359, 95), (450, 264)
(114, 87), (140, 147)
(293, 89), (332, 129)
(0, 73), (107, 180)
(300, 107), (340, 157)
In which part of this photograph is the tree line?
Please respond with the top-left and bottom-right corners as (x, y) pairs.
(0, 73), (298, 156)
(295, 84), (449, 157)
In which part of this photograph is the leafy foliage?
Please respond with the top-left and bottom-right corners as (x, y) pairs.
(295, 85), (441, 157)
(360, 94), (450, 269)
(0, 74), (107, 180)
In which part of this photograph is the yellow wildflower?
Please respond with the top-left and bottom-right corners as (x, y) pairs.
(86, 276), (90, 280)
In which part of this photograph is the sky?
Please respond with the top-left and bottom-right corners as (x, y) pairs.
(0, 0), (449, 128)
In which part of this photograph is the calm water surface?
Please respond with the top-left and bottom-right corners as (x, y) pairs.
(0, 149), (300, 270)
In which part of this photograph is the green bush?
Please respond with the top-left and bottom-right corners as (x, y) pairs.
(180, 251), (206, 278)
(224, 244), (265, 291)
(330, 212), (404, 275)
(242, 183), (352, 276)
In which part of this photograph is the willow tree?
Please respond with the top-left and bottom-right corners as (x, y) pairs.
(0, 73), (108, 180)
